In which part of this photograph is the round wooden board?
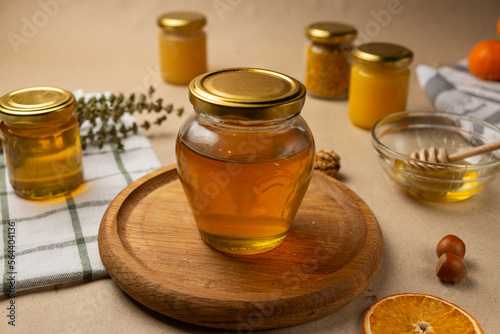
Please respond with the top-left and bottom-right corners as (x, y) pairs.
(98, 165), (383, 331)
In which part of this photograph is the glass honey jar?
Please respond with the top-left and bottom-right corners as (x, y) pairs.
(157, 11), (207, 85)
(348, 42), (413, 129)
(176, 68), (315, 255)
(305, 22), (357, 99)
(0, 87), (84, 200)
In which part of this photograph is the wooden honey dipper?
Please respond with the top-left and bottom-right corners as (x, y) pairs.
(410, 140), (500, 165)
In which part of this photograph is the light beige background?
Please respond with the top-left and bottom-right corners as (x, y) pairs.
(1, 0), (499, 333)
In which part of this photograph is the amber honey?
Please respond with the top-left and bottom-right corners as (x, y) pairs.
(177, 128), (314, 254)
(177, 68), (315, 254)
(394, 160), (486, 203)
(1, 118), (83, 199)
(0, 87), (84, 200)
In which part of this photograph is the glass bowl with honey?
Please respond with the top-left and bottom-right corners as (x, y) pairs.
(372, 111), (500, 202)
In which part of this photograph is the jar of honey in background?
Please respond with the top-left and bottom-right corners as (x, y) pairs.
(176, 68), (315, 255)
(305, 22), (357, 99)
(157, 11), (207, 85)
(348, 42), (413, 129)
(0, 87), (84, 200)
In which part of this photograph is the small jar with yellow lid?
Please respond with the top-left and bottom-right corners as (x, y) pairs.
(305, 22), (357, 99)
(348, 42), (413, 129)
(157, 11), (207, 85)
(176, 68), (315, 255)
(0, 87), (84, 200)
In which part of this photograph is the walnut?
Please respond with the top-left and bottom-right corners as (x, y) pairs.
(314, 149), (341, 178)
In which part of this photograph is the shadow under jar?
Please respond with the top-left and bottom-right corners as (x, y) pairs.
(176, 68), (315, 255)
(0, 87), (84, 200)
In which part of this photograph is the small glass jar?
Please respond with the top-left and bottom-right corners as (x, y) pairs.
(305, 22), (357, 99)
(348, 42), (413, 129)
(157, 11), (207, 85)
(176, 68), (315, 255)
(0, 87), (84, 200)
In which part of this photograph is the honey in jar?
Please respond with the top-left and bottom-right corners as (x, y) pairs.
(0, 87), (84, 200)
(176, 68), (315, 255)
(305, 22), (357, 99)
(348, 42), (413, 129)
(157, 11), (207, 85)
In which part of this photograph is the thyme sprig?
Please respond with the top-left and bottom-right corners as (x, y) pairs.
(74, 86), (183, 150)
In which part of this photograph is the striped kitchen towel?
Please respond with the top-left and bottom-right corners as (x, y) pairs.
(0, 91), (163, 296)
(416, 60), (500, 126)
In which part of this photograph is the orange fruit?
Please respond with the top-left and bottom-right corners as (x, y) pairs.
(468, 40), (500, 81)
(363, 293), (483, 333)
(497, 16), (500, 38)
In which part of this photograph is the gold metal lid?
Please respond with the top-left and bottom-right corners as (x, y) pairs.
(306, 22), (357, 44)
(189, 68), (306, 120)
(352, 42), (413, 70)
(0, 86), (76, 124)
(157, 11), (206, 31)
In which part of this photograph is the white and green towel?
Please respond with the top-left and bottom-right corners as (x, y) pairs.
(416, 59), (500, 126)
(0, 91), (163, 296)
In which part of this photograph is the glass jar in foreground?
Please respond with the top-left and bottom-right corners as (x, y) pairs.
(305, 22), (357, 99)
(0, 87), (84, 200)
(176, 68), (315, 255)
(157, 11), (207, 85)
(348, 42), (413, 130)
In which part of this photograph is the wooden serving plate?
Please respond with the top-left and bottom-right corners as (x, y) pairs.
(98, 165), (383, 330)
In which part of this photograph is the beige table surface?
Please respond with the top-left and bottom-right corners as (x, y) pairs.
(1, 0), (500, 333)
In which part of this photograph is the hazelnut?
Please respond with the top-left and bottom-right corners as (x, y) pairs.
(436, 234), (466, 259)
(436, 253), (468, 283)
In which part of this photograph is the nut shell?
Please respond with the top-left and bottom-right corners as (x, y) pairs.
(436, 253), (468, 283)
(436, 234), (466, 259)
(314, 149), (341, 178)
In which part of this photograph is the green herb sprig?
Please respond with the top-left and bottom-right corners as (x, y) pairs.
(74, 86), (183, 150)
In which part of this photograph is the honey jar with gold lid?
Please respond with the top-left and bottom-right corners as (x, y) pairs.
(0, 86), (84, 200)
(176, 68), (315, 255)
(305, 22), (357, 99)
(157, 11), (207, 85)
(348, 42), (413, 129)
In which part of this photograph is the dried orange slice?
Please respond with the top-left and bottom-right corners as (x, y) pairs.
(363, 293), (483, 333)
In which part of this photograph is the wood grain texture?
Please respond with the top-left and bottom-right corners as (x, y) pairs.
(98, 165), (384, 330)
